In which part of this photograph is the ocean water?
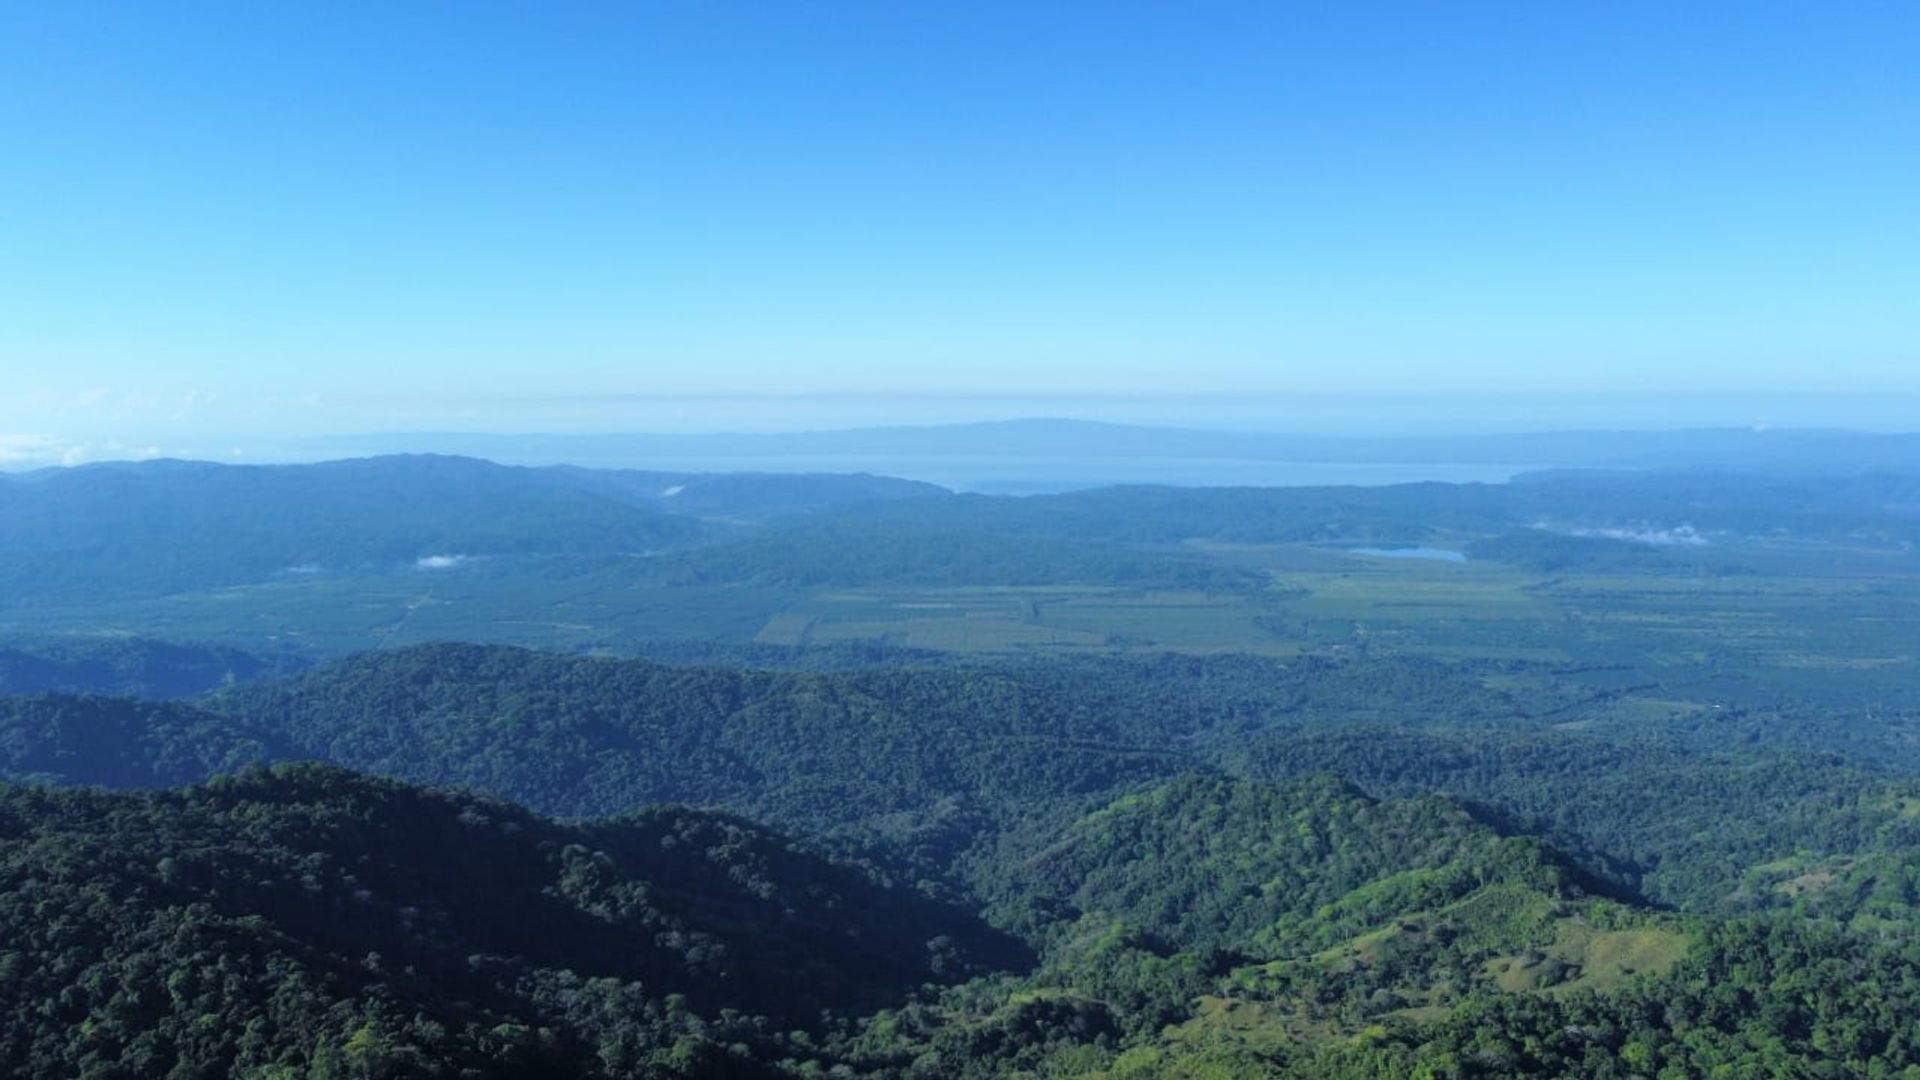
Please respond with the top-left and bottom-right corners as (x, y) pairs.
(595, 455), (1539, 495)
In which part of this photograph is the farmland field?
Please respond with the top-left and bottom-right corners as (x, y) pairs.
(11, 542), (1917, 723)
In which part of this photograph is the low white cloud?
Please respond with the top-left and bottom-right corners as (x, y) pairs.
(0, 434), (170, 468)
(0, 434), (87, 467)
(415, 554), (471, 570)
(1551, 523), (1709, 547)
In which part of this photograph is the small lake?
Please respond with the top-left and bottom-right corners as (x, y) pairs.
(1348, 546), (1469, 563)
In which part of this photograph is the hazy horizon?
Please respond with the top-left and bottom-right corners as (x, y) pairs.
(7, 391), (1920, 470)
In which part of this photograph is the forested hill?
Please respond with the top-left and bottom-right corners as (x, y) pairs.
(0, 637), (302, 698)
(0, 455), (714, 603)
(0, 763), (1021, 1079)
(545, 465), (947, 521)
(199, 642), (1201, 830)
(195, 644), (1558, 835)
(12, 640), (1920, 919)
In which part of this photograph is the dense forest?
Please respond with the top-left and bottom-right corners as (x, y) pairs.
(8, 641), (1920, 918)
(0, 764), (1016, 1077)
(9, 763), (1920, 1077)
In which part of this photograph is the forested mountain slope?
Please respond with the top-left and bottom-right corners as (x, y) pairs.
(0, 764), (1018, 1079)
(976, 774), (1602, 955)
(844, 775), (1688, 1076)
(0, 764), (1679, 1078)
(5, 743), (1920, 1075)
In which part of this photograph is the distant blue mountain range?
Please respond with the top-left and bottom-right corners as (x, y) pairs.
(308, 419), (1920, 476)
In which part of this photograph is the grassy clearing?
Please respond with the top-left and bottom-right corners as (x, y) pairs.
(1484, 922), (1689, 995)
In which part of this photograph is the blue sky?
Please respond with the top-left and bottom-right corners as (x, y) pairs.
(2, 2), (1916, 458)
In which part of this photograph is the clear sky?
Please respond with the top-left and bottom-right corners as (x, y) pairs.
(2, 2), (1916, 460)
